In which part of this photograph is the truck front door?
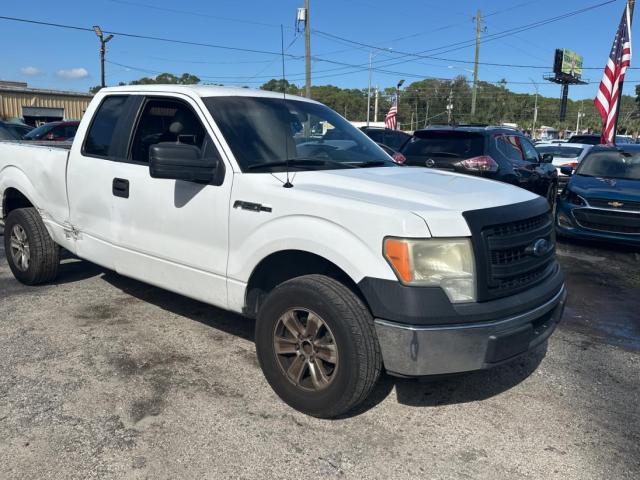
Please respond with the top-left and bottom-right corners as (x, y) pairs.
(111, 94), (232, 308)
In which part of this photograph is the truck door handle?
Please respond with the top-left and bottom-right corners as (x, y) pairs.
(112, 178), (130, 198)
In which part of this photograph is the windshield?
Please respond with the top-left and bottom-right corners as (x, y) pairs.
(536, 146), (583, 158)
(576, 151), (640, 180)
(203, 96), (394, 171)
(24, 123), (54, 140)
(401, 131), (484, 158)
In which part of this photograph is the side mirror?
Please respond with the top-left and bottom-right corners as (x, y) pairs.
(540, 153), (554, 163)
(149, 143), (221, 184)
(560, 165), (574, 176)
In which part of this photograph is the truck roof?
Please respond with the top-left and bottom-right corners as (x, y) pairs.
(101, 84), (317, 103)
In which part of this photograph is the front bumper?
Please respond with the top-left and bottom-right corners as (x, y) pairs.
(374, 285), (566, 377)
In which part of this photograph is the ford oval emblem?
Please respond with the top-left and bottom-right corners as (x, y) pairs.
(425, 158), (436, 168)
(527, 238), (551, 257)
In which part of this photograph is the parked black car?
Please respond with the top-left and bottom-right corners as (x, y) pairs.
(567, 134), (634, 145)
(360, 127), (411, 151)
(0, 121), (33, 140)
(400, 126), (559, 204)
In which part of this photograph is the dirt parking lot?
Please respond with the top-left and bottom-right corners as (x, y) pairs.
(0, 234), (639, 479)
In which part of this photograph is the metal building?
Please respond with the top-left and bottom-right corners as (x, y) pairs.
(0, 81), (93, 126)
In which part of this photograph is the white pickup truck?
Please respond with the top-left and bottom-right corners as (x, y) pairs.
(0, 86), (566, 417)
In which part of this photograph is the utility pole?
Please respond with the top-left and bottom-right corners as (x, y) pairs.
(93, 26), (114, 89)
(447, 87), (454, 124)
(576, 100), (584, 133)
(367, 51), (373, 126)
(529, 78), (539, 137)
(424, 98), (430, 128)
(374, 87), (379, 122)
(304, 0), (311, 98)
(471, 9), (482, 117)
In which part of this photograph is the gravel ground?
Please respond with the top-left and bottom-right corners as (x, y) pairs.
(0, 233), (639, 479)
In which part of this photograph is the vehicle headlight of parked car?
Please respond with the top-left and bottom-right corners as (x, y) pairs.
(563, 189), (587, 206)
(384, 238), (476, 303)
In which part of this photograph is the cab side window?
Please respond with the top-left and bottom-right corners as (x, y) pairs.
(130, 98), (219, 163)
(84, 96), (129, 157)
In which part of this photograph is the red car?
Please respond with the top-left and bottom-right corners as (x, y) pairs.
(23, 121), (79, 141)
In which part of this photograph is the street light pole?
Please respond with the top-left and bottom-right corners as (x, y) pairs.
(93, 26), (114, 89)
(396, 79), (405, 130)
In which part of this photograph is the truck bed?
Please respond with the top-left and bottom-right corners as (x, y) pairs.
(0, 140), (71, 235)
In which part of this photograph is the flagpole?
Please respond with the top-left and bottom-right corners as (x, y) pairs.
(613, 0), (635, 143)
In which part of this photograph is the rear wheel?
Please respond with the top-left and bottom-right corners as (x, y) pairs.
(4, 208), (59, 285)
(255, 274), (382, 418)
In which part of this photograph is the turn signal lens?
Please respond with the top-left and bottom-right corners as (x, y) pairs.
(383, 239), (412, 283)
(392, 152), (407, 164)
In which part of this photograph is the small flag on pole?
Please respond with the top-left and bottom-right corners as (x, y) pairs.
(594, 0), (635, 144)
(385, 96), (398, 130)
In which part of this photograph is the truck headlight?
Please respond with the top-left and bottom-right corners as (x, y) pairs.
(384, 238), (476, 303)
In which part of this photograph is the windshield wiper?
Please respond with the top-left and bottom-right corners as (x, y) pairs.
(351, 160), (394, 168)
(247, 158), (356, 171)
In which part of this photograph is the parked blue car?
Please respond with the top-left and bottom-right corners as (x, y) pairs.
(556, 145), (640, 246)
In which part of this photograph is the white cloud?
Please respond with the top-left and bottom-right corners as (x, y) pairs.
(56, 68), (89, 80)
(20, 66), (42, 76)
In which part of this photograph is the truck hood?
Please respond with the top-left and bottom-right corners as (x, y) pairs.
(283, 167), (537, 237)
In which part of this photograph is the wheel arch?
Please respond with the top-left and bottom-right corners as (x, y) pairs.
(243, 249), (367, 318)
(2, 186), (36, 220)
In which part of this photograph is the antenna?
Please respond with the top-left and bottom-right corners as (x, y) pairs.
(281, 24), (293, 188)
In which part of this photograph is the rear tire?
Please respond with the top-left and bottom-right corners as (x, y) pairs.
(4, 208), (59, 285)
(546, 182), (558, 214)
(255, 274), (382, 418)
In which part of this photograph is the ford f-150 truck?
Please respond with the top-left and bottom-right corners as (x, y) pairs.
(0, 86), (566, 418)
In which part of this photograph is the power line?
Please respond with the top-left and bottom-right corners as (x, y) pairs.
(0, 15), (300, 58)
(312, 0), (620, 71)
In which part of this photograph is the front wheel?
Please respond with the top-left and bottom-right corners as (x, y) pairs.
(4, 208), (59, 285)
(255, 274), (382, 418)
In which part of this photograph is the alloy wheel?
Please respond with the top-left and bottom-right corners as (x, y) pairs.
(9, 224), (30, 272)
(273, 308), (339, 392)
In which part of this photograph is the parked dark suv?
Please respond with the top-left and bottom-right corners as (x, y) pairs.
(400, 126), (559, 204)
(360, 127), (411, 151)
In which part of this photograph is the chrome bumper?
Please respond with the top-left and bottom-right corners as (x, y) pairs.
(374, 285), (567, 377)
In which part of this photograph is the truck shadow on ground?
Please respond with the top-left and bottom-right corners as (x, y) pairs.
(61, 259), (546, 417)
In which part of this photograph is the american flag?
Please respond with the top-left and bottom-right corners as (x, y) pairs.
(385, 96), (398, 130)
(594, 1), (635, 144)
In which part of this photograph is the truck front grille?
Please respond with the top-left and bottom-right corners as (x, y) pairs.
(462, 198), (558, 302)
(482, 213), (556, 299)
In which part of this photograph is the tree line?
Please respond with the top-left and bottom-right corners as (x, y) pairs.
(92, 73), (640, 134)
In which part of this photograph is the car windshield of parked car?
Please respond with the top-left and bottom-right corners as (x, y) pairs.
(203, 96), (394, 171)
(577, 151), (640, 180)
(536, 146), (583, 158)
(401, 131), (484, 158)
(23, 123), (53, 140)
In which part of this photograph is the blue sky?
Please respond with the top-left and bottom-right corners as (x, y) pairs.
(0, 0), (635, 100)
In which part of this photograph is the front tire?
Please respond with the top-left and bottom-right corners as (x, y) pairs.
(255, 274), (382, 418)
(4, 208), (59, 285)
